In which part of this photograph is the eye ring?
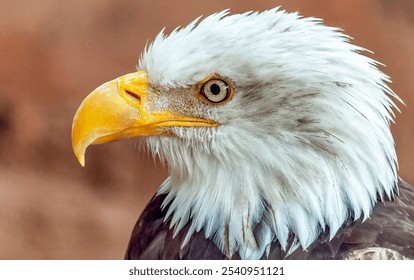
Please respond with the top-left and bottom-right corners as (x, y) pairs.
(200, 78), (232, 103)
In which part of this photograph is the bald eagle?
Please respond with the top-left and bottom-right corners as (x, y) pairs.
(72, 8), (414, 260)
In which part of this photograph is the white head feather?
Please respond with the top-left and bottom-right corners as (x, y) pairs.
(138, 8), (400, 259)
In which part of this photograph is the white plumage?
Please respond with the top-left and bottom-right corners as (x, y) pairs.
(136, 8), (400, 259)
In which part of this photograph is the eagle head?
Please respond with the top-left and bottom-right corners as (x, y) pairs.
(72, 8), (399, 259)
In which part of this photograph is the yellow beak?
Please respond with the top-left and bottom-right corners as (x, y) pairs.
(72, 70), (217, 166)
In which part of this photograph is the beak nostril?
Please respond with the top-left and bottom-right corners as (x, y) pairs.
(125, 89), (141, 103)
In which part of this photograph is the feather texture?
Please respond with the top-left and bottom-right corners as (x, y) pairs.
(126, 180), (414, 259)
(127, 8), (405, 258)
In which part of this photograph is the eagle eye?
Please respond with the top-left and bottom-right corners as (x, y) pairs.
(200, 78), (232, 103)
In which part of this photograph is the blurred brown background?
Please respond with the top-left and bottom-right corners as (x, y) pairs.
(0, 0), (412, 259)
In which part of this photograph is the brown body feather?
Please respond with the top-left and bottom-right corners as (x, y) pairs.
(125, 180), (414, 260)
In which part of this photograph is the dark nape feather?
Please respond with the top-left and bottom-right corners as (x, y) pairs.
(125, 180), (414, 260)
(124, 194), (228, 259)
(124, 194), (168, 259)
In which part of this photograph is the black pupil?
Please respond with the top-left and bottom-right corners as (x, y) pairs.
(210, 83), (221, 95)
